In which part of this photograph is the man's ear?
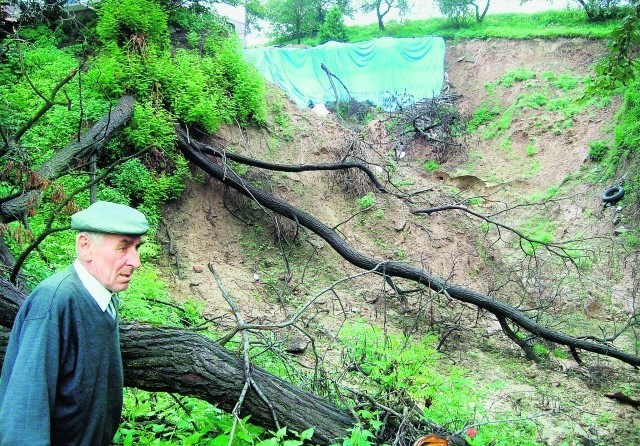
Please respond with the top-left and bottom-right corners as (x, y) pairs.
(76, 234), (93, 261)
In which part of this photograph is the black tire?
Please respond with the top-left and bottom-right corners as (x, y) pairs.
(601, 185), (625, 203)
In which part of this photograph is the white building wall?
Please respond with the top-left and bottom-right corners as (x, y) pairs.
(210, 2), (247, 46)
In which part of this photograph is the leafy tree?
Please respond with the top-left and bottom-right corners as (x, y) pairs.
(521, 0), (634, 21)
(313, 0), (353, 25)
(572, 0), (631, 21)
(264, 0), (317, 43)
(319, 6), (348, 43)
(436, 0), (490, 26)
(243, 0), (268, 32)
(588, 5), (640, 91)
(436, 0), (472, 27)
(359, 0), (409, 30)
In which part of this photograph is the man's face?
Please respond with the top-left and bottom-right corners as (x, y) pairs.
(79, 233), (143, 292)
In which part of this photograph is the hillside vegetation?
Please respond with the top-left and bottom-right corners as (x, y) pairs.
(1, 2), (640, 446)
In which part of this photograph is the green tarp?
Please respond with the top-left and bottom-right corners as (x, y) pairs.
(245, 37), (446, 110)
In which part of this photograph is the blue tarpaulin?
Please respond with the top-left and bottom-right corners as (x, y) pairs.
(245, 37), (446, 110)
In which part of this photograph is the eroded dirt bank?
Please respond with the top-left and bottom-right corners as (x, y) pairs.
(158, 38), (638, 445)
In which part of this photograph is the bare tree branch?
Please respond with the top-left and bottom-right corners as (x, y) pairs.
(177, 129), (640, 367)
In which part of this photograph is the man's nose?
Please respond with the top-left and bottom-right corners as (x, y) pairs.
(126, 249), (141, 268)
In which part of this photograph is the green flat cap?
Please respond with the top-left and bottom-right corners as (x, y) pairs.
(71, 201), (149, 235)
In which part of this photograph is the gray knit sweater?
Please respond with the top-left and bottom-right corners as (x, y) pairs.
(0, 266), (123, 445)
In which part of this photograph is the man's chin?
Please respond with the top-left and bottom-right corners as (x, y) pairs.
(112, 282), (131, 292)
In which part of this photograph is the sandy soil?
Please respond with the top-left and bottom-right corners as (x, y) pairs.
(158, 38), (639, 445)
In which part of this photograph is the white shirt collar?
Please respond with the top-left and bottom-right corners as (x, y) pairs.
(73, 259), (116, 312)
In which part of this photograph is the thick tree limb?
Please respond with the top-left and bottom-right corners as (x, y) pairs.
(177, 129), (640, 367)
(193, 134), (388, 192)
(0, 95), (135, 224)
(0, 277), (356, 445)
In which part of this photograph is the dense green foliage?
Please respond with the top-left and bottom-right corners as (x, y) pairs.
(0, 0), (266, 286)
(96, 0), (170, 49)
(337, 323), (539, 445)
(319, 6), (349, 43)
(344, 9), (620, 43)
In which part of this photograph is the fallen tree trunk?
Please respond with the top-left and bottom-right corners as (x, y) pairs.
(120, 325), (356, 443)
(177, 128), (640, 367)
(0, 95), (135, 224)
(0, 277), (356, 444)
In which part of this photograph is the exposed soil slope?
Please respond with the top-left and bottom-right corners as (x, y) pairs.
(158, 38), (639, 445)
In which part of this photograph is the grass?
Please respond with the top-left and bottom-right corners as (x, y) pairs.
(467, 65), (595, 148)
(270, 8), (624, 48)
(343, 9), (619, 43)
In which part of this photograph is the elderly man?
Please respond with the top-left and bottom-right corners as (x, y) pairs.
(0, 201), (149, 445)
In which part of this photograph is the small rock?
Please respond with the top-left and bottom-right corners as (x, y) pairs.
(612, 216), (621, 225)
(285, 336), (309, 354)
(193, 265), (203, 273)
(394, 219), (406, 231)
(253, 273), (260, 282)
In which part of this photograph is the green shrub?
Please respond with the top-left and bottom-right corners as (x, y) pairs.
(526, 144), (537, 157)
(467, 105), (496, 132)
(211, 38), (267, 125)
(358, 192), (376, 210)
(613, 78), (640, 155)
(518, 216), (555, 255)
(521, 92), (548, 109)
(588, 140), (609, 162)
(338, 323), (539, 445)
(319, 7), (349, 43)
(496, 69), (536, 87)
(125, 102), (177, 152)
(96, 0), (170, 50)
(542, 72), (582, 91)
(424, 160), (441, 172)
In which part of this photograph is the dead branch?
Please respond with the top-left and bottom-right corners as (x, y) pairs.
(210, 264), (281, 439)
(194, 137), (388, 193)
(0, 95), (135, 224)
(410, 204), (591, 261)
